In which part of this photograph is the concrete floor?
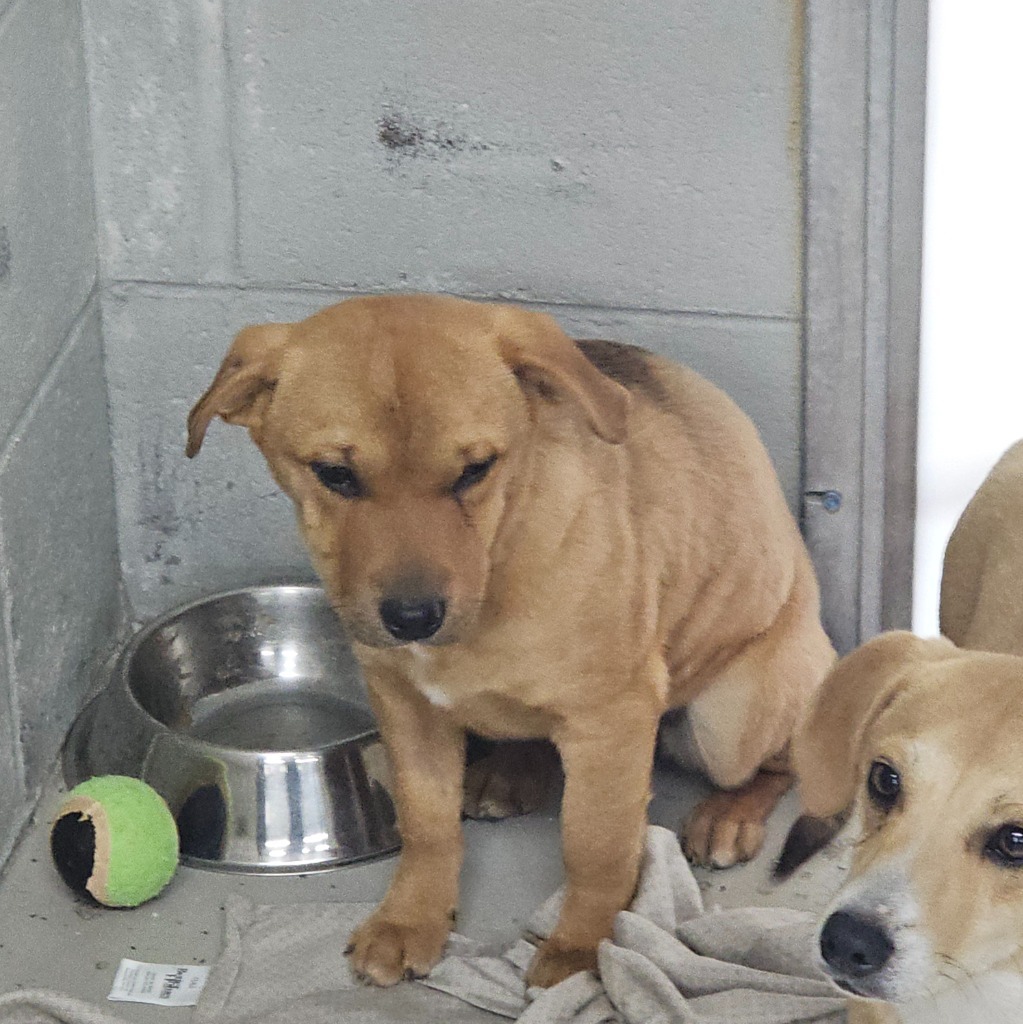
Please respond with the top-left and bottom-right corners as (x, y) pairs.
(0, 761), (850, 1021)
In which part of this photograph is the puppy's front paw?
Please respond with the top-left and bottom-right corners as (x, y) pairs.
(345, 911), (451, 986)
(525, 939), (598, 988)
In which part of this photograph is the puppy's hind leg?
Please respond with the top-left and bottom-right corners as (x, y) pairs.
(662, 659), (794, 868)
(681, 759), (794, 869)
(675, 594), (835, 868)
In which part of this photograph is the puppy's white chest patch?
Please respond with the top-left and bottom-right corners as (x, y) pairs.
(420, 684), (453, 708)
(406, 645), (453, 708)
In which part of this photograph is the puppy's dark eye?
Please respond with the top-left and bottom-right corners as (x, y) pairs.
(867, 760), (901, 811)
(452, 455), (497, 496)
(986, 824), (1023, 867)
(311, 461), (363, 498)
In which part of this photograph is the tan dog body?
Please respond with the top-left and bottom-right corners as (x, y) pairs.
(188, 294), (834, 987)
(787, 441), (1023, 1023)
(941, 439), (1023, 657)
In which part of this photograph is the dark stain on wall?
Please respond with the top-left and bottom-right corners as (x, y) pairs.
(376, 106), (491, 165)
(378, 109), (465, 158)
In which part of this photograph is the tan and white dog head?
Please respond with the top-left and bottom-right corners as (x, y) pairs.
(779, 631), (1023, 1017)
(186, 294), (629, 649)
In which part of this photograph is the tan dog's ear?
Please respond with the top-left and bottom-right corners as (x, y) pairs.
(495, 308), (631, 444)
(774, 631), (957, 879)
(794, 631), (957, 818)
(186, 322), (293, 457)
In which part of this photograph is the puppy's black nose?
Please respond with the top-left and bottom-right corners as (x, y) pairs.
(820, 910), (895, 978)
(379, 597), (446, 642)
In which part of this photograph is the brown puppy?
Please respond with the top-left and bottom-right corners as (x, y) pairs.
(779, 440), (1023, 1023)
(187, 294), (834, 988)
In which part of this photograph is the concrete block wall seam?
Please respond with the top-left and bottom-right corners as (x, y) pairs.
(0, 0), (113, 865)
(0, 287), (100, 468)
(106, 279), (805, 324)
(79, 0), (240, 285)
(0, 292), (96, 859)
(0, 518), (28, 865)
(0, 0), (100, 443)
(0, 294), (123, 798)
(81, 0), (801, 318)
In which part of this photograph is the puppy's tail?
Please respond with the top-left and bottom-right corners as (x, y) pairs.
(772, 812), (847, 881)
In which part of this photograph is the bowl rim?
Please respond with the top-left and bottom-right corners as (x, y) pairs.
(116, 583), (380, 757)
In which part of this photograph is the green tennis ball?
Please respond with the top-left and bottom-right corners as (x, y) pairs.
(51, 776), (179, 908)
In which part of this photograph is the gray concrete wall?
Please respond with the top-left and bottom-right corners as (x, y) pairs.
(0, 0), (121, 863)
(82, 0), (805, 620)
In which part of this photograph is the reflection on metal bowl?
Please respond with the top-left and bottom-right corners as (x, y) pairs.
(63, 585), (400, 873)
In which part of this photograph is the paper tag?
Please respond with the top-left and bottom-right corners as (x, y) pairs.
(108, 959), (210, 1007)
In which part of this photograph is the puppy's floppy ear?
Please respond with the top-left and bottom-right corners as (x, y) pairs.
(793, 631), (956, 818)
(774, 631), (956, 878)
(186, 322), (293, 457)
(494, 307), (631, 444)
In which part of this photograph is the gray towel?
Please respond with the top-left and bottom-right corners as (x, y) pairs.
(421, 826), (846, 1023)
(0, 827), (846, 1024)
(199, 825), (845, 1023)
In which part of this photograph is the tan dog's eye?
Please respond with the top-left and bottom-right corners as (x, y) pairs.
(452, 455), (497, 496)
(311, 461), (364, 499)
(985, 824), (1023, 867)
(866, 760), (901, 811)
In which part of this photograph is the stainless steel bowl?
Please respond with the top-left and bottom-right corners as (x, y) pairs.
(64, 585), (400, 873)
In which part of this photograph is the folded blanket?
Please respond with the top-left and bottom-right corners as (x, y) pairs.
(197, 825), (846, 1024)
(422, 826), (846, 1023)
(0, 827), (846, 1024)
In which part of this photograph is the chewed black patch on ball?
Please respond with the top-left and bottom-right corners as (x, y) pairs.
(51, 813), (98, 899)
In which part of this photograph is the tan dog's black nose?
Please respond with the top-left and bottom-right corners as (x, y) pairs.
(820, 910), (894, 981)
(379, 597), (446, 643)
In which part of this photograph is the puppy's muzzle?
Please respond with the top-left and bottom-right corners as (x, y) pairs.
(819, 910), (895, 988)
(379, 596), (446, 643)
